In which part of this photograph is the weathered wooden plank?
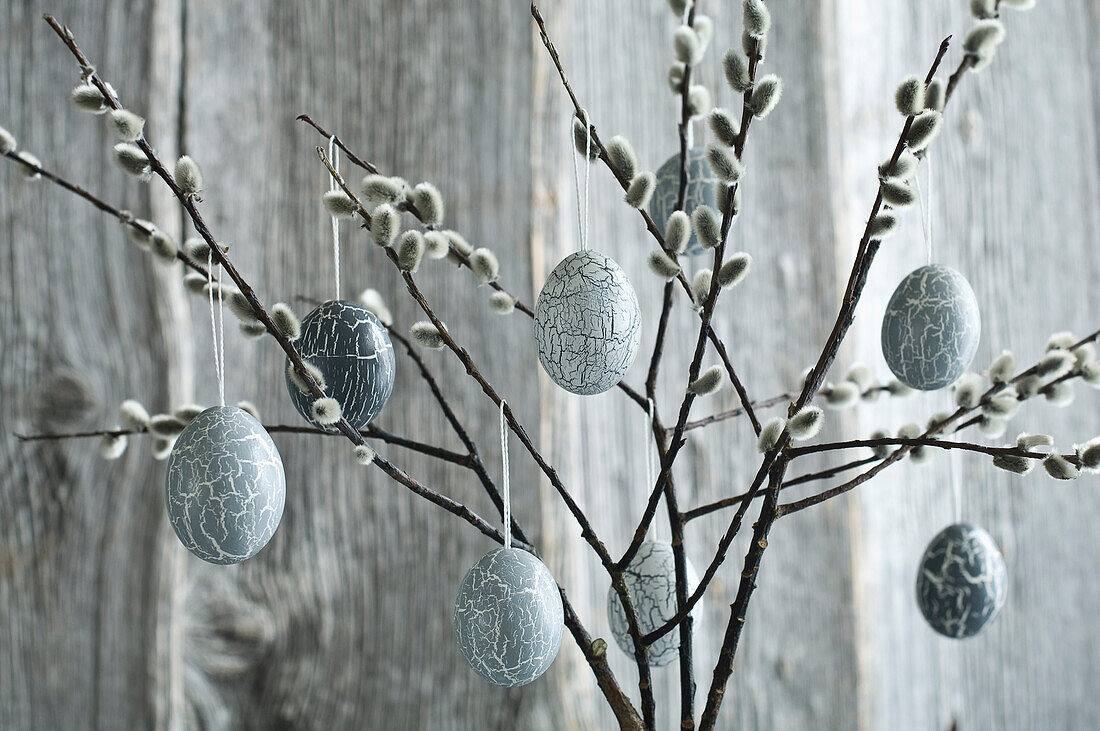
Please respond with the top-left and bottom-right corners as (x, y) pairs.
(836, 1), (1100, 729)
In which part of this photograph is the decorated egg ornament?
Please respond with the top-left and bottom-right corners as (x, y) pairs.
(916, 522), (1007, 638)
(285, 299), (395, 431)
(649, 148), (718, 256)
(607, 540), (700, 667)
(453, 547), (564, 687)
(534, 250), (641, 395)
(881, 264), (981, 391)
(165, 406), (286, 565)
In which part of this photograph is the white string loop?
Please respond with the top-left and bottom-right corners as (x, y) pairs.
(206, 252), (226, 406)
(914, 153), (935, 265)
(570, 110), (593, 253)
(500, 400), (511, 551)
(328, 136), (341, 299)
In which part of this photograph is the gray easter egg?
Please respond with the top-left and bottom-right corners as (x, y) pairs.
(916, 522), (1007, 639)
(649, 148), (718, 256)
(285, 299), (395, 432)
(607, 540), (700, 667)
(881, 264), (981, 391)
(534, 250), (641, 396)
(453, 547), (564, 687)
(165, 406), (286, 565)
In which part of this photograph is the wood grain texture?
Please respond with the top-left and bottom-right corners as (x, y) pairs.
(1, 0), (1098, 729)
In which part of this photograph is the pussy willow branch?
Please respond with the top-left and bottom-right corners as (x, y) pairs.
(780, 328), (1100, 516)
(296, 114), (649, 413)
(315, 147), (655, 730)
(1, 149), (209, 278)
(41, 15), (643, 726)
(618, 34), (764, 576)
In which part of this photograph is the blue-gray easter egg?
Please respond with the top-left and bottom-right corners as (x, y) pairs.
(453, 547), (564, 687)
(916, 522), (1007, 639)
(881, 264), (981, 391)
(165, 406), (286, 565)
(649, 148), (717, 256)
(607, 541), (700, 667)
(534, 250), (641, 396)
(285, 300), (395, 432)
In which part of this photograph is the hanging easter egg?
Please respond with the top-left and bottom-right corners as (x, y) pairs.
(285, 299), (395, 431)
(165, 406), (286, 565)
(453, 547), (564, 686)
(534, 250), (641, 396)
(916, 522), (1007, 639)
(607, 541), (700, 667)
(649, 148), (718, 256)
(881, 264), (981, 391)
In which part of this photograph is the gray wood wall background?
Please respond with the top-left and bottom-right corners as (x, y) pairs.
(2, 1), (1098, 729)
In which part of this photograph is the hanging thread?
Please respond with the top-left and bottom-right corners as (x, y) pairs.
(328, 136), (341, 300)
(914, 153), (935, 265)
(570, 110), (593, 253)
(949, 434), (963, 524)
(500, 400), (512, 551)
(206, 251), (226, 407)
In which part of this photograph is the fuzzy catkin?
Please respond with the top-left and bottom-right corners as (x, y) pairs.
(174, 404), (205, 422)
(411, 182), (444, 226)
(749, 75), (782, 118)
(113, 143), (151, 179)
(411, 321), (446, 349)
(108, 109), (145, 142)
(361, 175), (405, 204)
(963, 19), (1006, 55)
(606, 136), (638, 182)
(358, 288), (394, 326)
(879, 149), (918, 181)
(788, 407), (824, 441)
(869, 429), (892, 458)
(98, 433), (128, 460)
(668, 63), (686, 94)
(689, 365), (724, 396)
(717, 253), (752, 288)
(647, 250), (682, 281)
(723, 50), (751, 92)
(488, 291), (517, 314)
(152, 437), (174, 461)
(625, 172), (656, 209)
(150, 231), (178, 263)
(183, 272), (207, 295)
(988, 350), (1016, 383)
(271, 303), (301, 341)
(706, 143), (744, 183)
(174, 156), (203, 194)
(0, 126), (15, 154)
(824, 382), (860, 408)
(16, 152), (41, 180)
(1035, 349), (1074, 379)
(687, 85), (712, 118)
(743, 0), (771, 38)
(694, 15), (714, 49)
(322, 190), (357, 218)
(239, 321), (267, 338)
(1076, 439), (1100, 470)
(708, 109), (739, 148)
(572, 116), (599, 160)
(71, 84), (107, 113)
(868, 211), (899, 239)
(370, 204), (400, 247)
(354, 444), (376, 466)
(692, 205), (722, 249)
(673, 26), (703, 65)
(228, 290), (260, 324)
(1043, 453), (1079, 480)
(119, 399), (151, 429)
(311, 397), (343, 426)
(881, 180), (917, 208)
(665, 211), (691, 254)
(758, 417), (786, 452)
(692, 269), (713, 307)
(925, 80), (946, 112)
(906, 111), (942, 152)
(287, 359), (326, 393)
(470, 248), (500, 284)
(992, 453), (1033, 475)
(397, 230), (426, 272)
(423, 231), (451, 259)
(894, 75), (925, 117)
(149, 414), (187, 438)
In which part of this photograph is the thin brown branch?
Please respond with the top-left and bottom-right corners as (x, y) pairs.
(1, 150), (208, 278)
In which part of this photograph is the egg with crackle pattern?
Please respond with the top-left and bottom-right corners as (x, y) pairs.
(534, 250), (641, 396)
(607, 540), (701, 667)
(165, 406), (285, 565)
(453, 547), (564, 687)
(649, 148), (718, 256)
(881, 264), (980, 391)
(285, 299), (395, 431)
(916, 522), (1007, 639)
